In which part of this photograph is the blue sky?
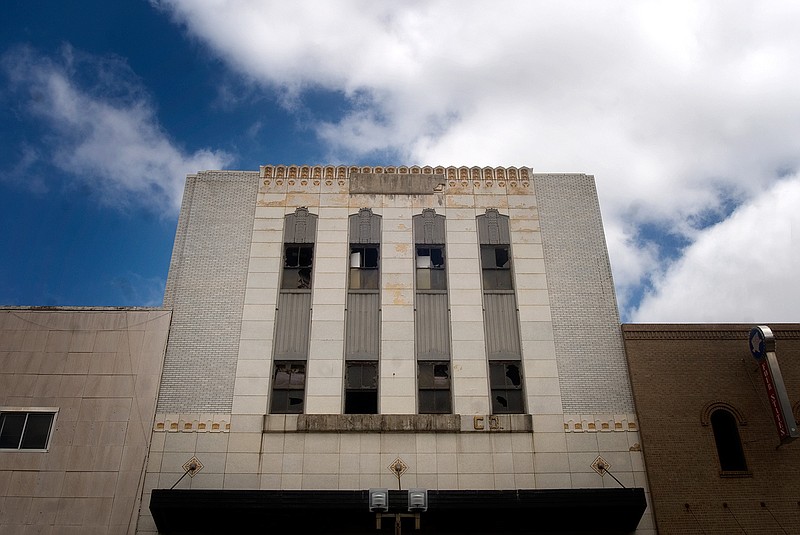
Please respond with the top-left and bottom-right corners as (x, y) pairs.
(2, 1), (799, 322)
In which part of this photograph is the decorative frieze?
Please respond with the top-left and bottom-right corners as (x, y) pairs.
(153, 413), (231, 433)
(564, 414), (638, 433)
(260, 165), (532, 190)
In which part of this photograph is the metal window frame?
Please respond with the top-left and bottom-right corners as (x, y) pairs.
(0, 407), (58, 451)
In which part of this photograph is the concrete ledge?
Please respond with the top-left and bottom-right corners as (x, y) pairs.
(263, 414), (534, 432)
(297, 414), (460, 432)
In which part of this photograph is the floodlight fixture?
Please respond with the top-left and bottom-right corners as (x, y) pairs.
(407, 488), (428, 512)
(369, 488), (389, 512)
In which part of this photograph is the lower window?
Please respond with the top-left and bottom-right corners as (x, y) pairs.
(418, 362), (452, 414)
(0, 410), (56, 450)
(345, 361), (378, 414)
(489, 362), (524, 414)
(270, 362), (306, 414)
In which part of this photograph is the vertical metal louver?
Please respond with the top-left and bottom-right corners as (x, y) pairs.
(345, 293), (381, 359)
(415, 293), (450, 360)
(483, 293), (522, 360)
(273, 292), (313, 359)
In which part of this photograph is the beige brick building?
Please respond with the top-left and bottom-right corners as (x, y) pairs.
(623, 324), (800, 534)
(140, 166), (652, 534)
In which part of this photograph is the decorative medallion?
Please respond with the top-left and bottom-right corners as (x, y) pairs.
(183, 456), (204, 477)
(591, 456), (609, 476)
(389, 457), (408, 478)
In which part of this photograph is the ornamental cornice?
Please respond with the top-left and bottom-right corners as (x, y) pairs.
(259, 165), (532, 189)
(622, 328), (800, 341)
(622, 330), (748, 341)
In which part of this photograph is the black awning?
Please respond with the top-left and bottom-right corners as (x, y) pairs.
(150, 487), (646, 534)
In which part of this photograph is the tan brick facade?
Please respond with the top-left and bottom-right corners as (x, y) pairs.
(623, 324), (800, 534)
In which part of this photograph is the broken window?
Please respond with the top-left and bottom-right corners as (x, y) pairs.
(282, 245), (314, 289)
(0, 410), (56, 450)
(270, 362), (306, 414)
(418, 362), (452, 414)
(489, 362), (524, 414)
(416, 247), (447, 291)
(480, 245), (513, 290)
(344, 361), (378, 414)
(349, 246), (380, 290)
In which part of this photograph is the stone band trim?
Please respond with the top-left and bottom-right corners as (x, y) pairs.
(263, 414), (534, 433)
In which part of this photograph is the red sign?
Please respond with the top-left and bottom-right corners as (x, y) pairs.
(760, 359), (790, 440)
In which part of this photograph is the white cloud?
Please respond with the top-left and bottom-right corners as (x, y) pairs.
(2, 45), (232, 214)
(632, 175), (800, 322)
(157, 0), (800, 320)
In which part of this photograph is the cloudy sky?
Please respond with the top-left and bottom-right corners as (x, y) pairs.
(2, 1), (798, 323)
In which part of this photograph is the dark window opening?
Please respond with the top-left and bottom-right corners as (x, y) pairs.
(489, 362), (524, 414)
(416, 247), (447, 290)
(711, 409), (748, 473)
(282, 245), (314, 289)
(480, 245), (513, 290)
(270, 362), (306, 414)
(345, 361), (378, 414)
(350, 246), (380, 290)
(0, 411), (55, 450)
(418, 362), (452, 414)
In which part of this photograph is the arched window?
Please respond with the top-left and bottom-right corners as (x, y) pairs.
(710, 409), (748, 473)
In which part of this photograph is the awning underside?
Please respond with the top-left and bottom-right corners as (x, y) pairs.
(150, 487), (647, 534)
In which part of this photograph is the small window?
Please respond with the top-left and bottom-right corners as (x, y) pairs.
(418, 362), (452, 414)
(349, 246), (380, 290)
(480, 245), (513, 290)
(345, 361), (378, 414)
(282, 245), (314, 289)
(489, 362), (524, 414)
(416, 247), (447, 290)
(710, 409), (748, 473)
(270, 362), (306, 414)
(0, 410), (56, 450)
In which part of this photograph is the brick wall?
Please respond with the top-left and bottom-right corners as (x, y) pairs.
(624, 323), (800, 534)
(535, 174), (633, 413)
(157, 171), (259, 412)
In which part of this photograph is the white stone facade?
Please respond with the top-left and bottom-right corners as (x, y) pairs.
(139, 166), (654, 534)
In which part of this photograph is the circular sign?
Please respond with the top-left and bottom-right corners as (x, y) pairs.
(749, 325), (775, 361)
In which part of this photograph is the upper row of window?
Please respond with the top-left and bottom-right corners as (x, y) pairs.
(281, 244), (512, 291)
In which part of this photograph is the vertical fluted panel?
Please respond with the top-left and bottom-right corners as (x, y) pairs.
(483, 293), (521, 360)
(415, 293), (450, 359)
(345, 293), (380, 359)
(274, 292), (312, 359)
